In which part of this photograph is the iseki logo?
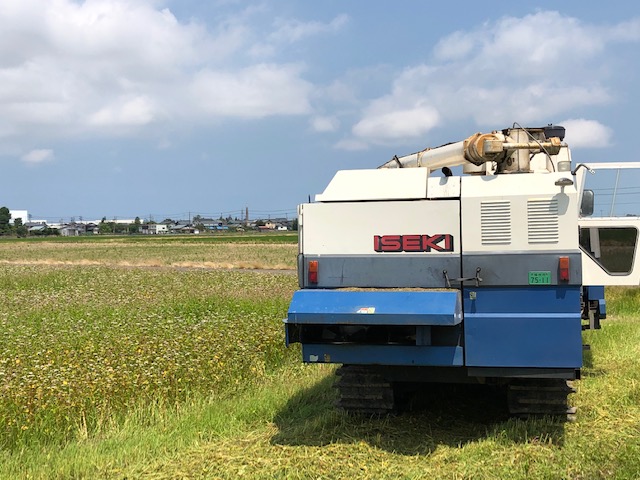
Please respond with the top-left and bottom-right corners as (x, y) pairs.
(374, 234), (454, 253)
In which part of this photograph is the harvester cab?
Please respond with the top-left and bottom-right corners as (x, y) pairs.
(576, 162), (640, 328)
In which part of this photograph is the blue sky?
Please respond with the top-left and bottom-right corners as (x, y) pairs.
(1, 1), (639, 222)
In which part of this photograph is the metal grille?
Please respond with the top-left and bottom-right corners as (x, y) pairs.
(481, 201), (511, 245)
(528, 198), (559, 244)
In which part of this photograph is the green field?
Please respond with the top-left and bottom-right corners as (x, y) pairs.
(1, 236), (639, 479)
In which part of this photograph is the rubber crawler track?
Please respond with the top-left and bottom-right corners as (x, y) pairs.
(334, 365), (395, 414)
(507, 378), (577, 419)
(336, 365), (577, 419)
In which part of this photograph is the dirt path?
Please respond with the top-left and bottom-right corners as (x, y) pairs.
(0, 258), (296, 274)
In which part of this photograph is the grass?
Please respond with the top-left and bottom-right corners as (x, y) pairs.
(0, 237), (639, 479)
(0, 264), (297, 449)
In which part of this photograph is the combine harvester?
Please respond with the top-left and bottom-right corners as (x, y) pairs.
(285, 124), (640, 417)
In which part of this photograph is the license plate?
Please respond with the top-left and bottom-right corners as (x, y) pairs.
(528, 271), (551, 285)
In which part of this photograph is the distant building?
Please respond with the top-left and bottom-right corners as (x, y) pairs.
(9, 209), (28, 224)
(169, 222), (196, 234)
(25, 222), (47, 234)
(85, 223), (99, 234)
(140, 224), (168, 234)
(57, 222), (98, 236)
(60, 223), (82, 237)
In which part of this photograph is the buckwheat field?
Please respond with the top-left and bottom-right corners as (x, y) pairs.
(0, 235), (298, 448)
(1, 235), (640, 480)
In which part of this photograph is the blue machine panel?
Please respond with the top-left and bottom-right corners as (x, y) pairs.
(302, 344), (464, 366)
(585, 285), (607, 318)
(464, 287), (582, 368)
(286, 289), (462, 326)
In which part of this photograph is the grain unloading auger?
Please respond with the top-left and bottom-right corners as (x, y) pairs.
(285, 124), (640, 417)
(378, 124), (564, 174)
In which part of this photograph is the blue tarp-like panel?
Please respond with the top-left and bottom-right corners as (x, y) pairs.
(286, 289), (462, 326)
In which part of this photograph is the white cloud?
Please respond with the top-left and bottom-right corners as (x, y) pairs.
(0, 0), (331, 156)
(608, 18), (640, 42)
(21, 149), (54, 164)
(268, 14), (348, 44)
(560, 119), (613, 148)
(334, 138), (368, 151)
(352, 104), (440, 143)
(310, 116), (339, 132)
(433, 31), (477, 61)
(249, 14), (348, 58)
(189, 64), (312, 118)
(88, 96), (158, 127)
(346, 11), (639, 147)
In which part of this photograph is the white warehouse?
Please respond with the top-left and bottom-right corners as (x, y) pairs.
(9, 209), (28, 224)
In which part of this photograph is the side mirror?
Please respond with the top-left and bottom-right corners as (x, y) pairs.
(581, 190), (594, 216)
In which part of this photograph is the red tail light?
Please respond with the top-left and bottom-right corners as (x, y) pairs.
(559, 256), (570, 282)
(308, 260), (318, 284)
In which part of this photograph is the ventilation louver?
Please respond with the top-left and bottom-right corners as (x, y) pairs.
(528, 198), (559, 244)
(481, 201), (511, 245)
